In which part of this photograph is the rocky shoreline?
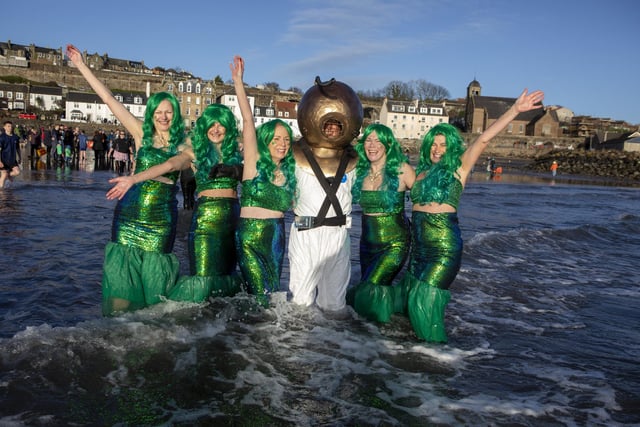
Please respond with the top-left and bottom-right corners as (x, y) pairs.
(400, 138), (640, 187)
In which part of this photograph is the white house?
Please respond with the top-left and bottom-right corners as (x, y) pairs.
(379, 98), (449, 140)
(218, 92), (255, 131)
(29, 85), (63, 111)
(65, 91), (146, 124)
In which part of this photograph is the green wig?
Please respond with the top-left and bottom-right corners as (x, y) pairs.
(352, 123), (408, 205)
(190, 104), (242, 183)
(254, 119), (297, 196)
(141, 92), (184, 155)
(414, 123), (465, 204)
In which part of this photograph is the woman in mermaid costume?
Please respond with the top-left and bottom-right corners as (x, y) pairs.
(107, 97), (246, 305)
(108, 101), (244, 302)
(232, 56), (296, 307)
(399, 88), (545, 342)
(348, 124), (415, 323)
(66, 44), (185, 315)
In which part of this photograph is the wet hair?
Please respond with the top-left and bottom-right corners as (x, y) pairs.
(140, 92), (184, 154)
(190, 104), (242, 183)
(254, 119), (297, 195)
(352, 123), (407, 205)
(414, 123), (465, 203)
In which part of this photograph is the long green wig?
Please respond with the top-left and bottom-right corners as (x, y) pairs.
(141, 92), (184, 154)
(414, 123), (465, 204)
(190, 104), (242, 183)
(254, 119), (297, 196)
(352, 123), (408, 205)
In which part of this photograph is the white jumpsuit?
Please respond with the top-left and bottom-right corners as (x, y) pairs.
(288, 164), (354, 311)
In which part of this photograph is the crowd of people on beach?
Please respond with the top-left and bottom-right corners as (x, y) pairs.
(4, 42), (544, 343)
(0, 121), (140, 177)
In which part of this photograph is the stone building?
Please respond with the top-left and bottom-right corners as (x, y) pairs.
(464, 79), (558, 137)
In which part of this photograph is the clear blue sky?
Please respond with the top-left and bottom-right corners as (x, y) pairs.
(4, 0), (639, 124)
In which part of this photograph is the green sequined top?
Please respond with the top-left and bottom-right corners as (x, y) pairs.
(241, 179), (293, 212)
(411, 177), (463, 210)
(136, 146), (180, 182)
(196, 175), (239, 192)
(359, 190), (405, 214)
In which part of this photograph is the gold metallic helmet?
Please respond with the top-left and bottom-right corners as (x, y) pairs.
(297, 77), (363, 149)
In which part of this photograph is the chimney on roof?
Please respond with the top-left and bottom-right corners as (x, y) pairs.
(146, 82), (150, 98)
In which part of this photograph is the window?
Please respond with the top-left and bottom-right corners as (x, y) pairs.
(7, 92), (12, 99)
(420, 107), (428, 114)
(15, 92), (24, 100)
(408, 106), (416, 113)
(195, 97), (201, 105)
(167, 83), (174, 91)
(187, 96), (191, 104)
(196, 84), (201, 94)
(0, 91), (3, 97)
(205, 87), (212, 94)
(115, 95), (123, 102)
(266, 108), (274, 117)
(254, 108), (260, 116)
(391, 104), (404, 112)
(195, 108), (200, 117)
(430, 107), (443, 115)
(178, 82), (184, 92)
(507, 123), (513, 133)
(278, 111), (283, 117)
(519, 124), (524, 134)
(284, 112), (289, 118)
(134, 96), (142, 105)
(186, 83), (192, 93)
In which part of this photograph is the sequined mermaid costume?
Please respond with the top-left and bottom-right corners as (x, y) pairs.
(102, 146), (180, 316)
(168, 173), (242, 302)
(236, 179), (293, 307)
(350, 190), (410, 323)
(397, 178), (463, 342)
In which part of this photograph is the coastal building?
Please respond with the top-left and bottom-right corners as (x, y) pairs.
(159, 77), (217, 128)
(464, 79), (558, 137)
(379, 98), (449, 140)
(65, 90), (146, 124)
(29, 85), (63, 112)
(0, 82), (28, 111)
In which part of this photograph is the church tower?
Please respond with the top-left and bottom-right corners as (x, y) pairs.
(467, 79), (481, 97)
(465, 79), (482, 132)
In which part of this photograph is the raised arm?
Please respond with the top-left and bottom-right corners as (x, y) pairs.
(461, 88), (544, 174)
(106, 148), (193, 200)
(231, 56), (257, 180)
(65, 44), (143, 145)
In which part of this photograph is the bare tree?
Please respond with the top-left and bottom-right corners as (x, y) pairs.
(413, 79), (450, 101)
(384, 80), (414, 100)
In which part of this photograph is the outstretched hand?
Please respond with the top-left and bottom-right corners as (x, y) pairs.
(65, 44), (83, 66)
(514, 89), (545, 113)
(106, 176), (135, 200)
(230, 56), (245, 83)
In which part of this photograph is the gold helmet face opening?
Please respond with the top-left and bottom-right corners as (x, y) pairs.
(297, 77), (363, 149)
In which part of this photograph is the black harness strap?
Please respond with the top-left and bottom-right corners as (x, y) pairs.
(299, 138), (350, 228)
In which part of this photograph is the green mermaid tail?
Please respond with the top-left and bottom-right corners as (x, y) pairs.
(168, 272), (243, 302)
(352, 281), (395, 323)
(400, 272), (451, 342)
(102, 242), (180, 316)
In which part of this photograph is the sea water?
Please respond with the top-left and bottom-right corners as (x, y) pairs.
(0, 167), (638, 426)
